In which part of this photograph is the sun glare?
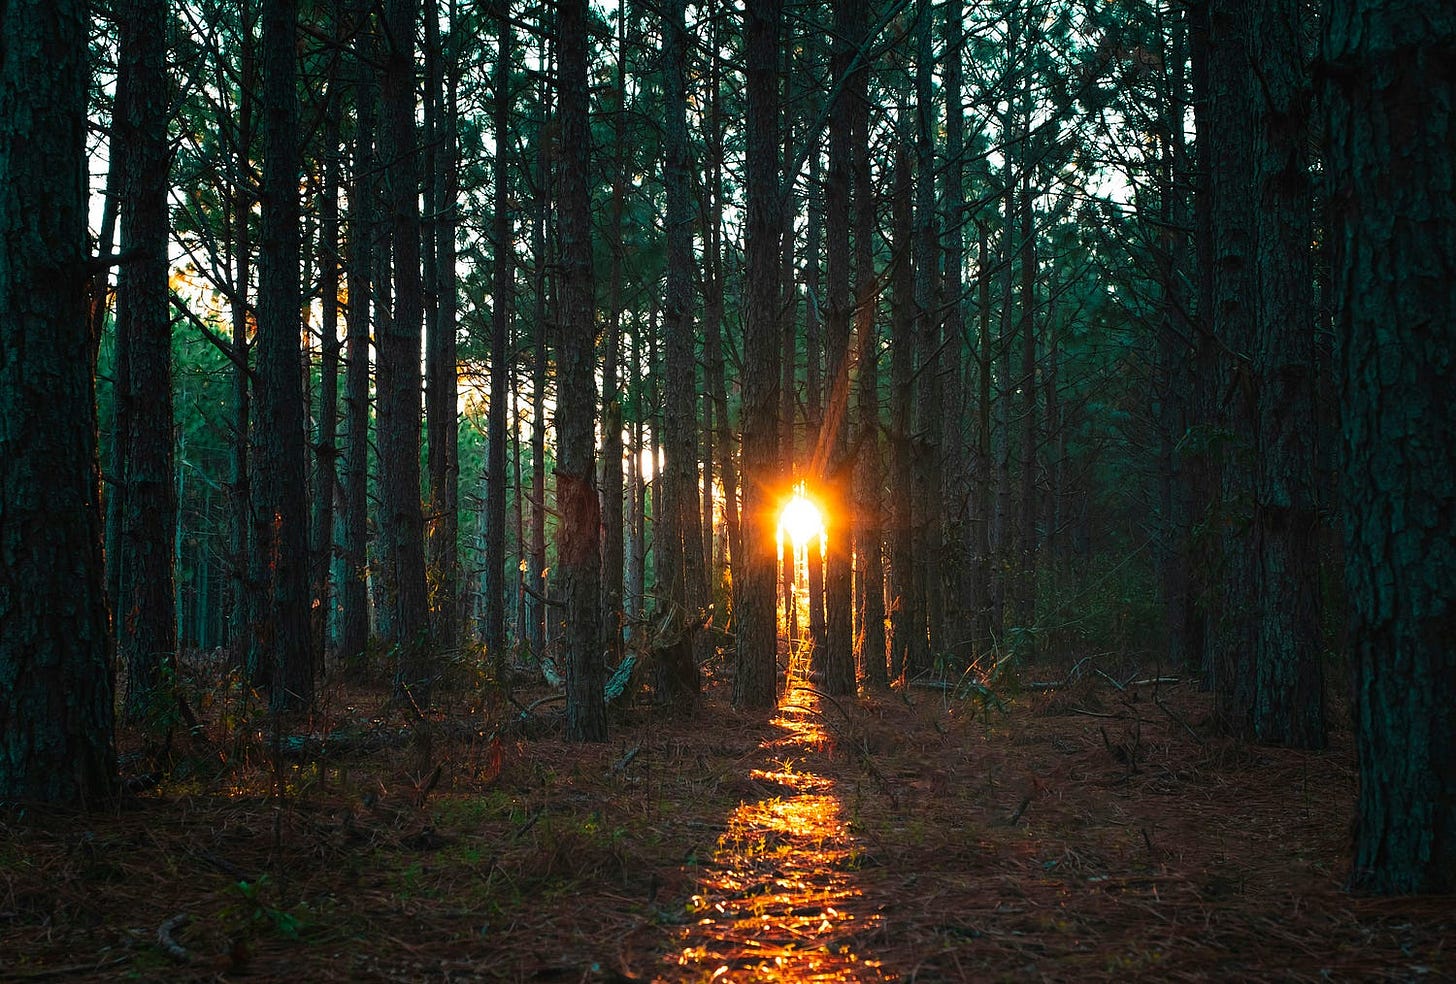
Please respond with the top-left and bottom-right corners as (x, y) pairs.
(779, 489), (825, 551)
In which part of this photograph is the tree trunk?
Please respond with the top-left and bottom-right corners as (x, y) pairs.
(658, 0), (703, 709)
(557, 0), (606, 741)
(1248, 0), (1323, 749)
(484, 4), (512, 672)
(527, 43), (550, 670)
(1015, 182), (1037, 641)
(340, 0), (375, 671)
(734, 0), (784, 709)
(704, 32), (739, 589)
(378, 0), (432, 703)
(425, 0), (461, 653)
(804, 133), (826, 664)
(910, 0), (941, 676)
(940, 0), (969, 662)
(312, 7), (343, 672)
(1325, 0), (1456, 894)
(849, 0), (884, 688)
(599, 2), (628, 669)
(257, 0), (314, 711)
(115, 0), (178, 722)
(0, 0), (117, 805)
(888, 138), (917, 683)
(813, 0), (855, 697)
(1204, 0), (1258, 732)
(973, 224), (994, 656)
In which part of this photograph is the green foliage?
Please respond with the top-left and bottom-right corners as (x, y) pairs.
(229, 875), (309, 942)
(1037, 552), (1165, 662)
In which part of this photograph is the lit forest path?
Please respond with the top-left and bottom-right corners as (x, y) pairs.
(669, 684), (896, 982)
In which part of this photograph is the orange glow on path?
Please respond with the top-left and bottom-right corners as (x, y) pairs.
(673, 688), (892, 982)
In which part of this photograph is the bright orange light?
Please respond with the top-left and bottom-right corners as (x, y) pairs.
(778, 489), (825, 551)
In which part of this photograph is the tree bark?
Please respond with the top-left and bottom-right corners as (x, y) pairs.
(257, 0), (314, 711)
(1325, 0), (1456, 894)
(849, 0), (884, 688)
(658, 0), (704, 709)
(735, 0), (785, 709)
(813, 0), (855, 697)
(0, 0), (117, 805)
(910, 0), (941, 676)
(115, 0), (178, 722)
(888, 137), (918, 683)
(312, 3), (343, 673)
(1250, 0), (1323, 749)
(425, 0), (461, 653)
(557, 0), (606, 741)
(378, 0), (432, 703)
(340, 0), (375, 671)
(1204, 0), (1258, 732)
(599, 1), (629, 669)
(484, 3), (512, 672)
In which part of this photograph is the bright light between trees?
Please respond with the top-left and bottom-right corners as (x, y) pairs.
(779, 489), (825, 551)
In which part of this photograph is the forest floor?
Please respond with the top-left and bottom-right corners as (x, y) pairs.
(1, 651), (1451, 983)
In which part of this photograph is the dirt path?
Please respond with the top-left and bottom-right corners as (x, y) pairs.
(670, 687), (895, 982)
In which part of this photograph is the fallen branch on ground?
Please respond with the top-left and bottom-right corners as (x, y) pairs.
(156, 914), (192, 963)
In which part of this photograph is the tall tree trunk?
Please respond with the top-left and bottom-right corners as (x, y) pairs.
(973, 224), (994, 656)
(735, 0), (784, 709)
(626, 318), (648, 645)
(818, 0), (855, 696)
(115, 0), (178, 722)
(312, 7), (343, 672)
(425, 0), (461, 653)
(804, 129), (826, 662)
(599, 1), (628, 668)
(484, 4), (512, 672)
(1187, 0), (1216, 688)
(849, 0), (884, 688)
(1015, 182), (1038, 640)
(557, 0), (606, 741)
(1249, 0), (1323, 749)
(527, 43), (550, 670)
(888, 138), (917, 683)
(658, 0), (704, 708)
(1157, 0), (1199, 674)
(0, 0), (117, 805)
(704, 58), (738, 599)
(1204, 0), (1258, 731)
(940, 0), (969, 661)
(1325, 0), (1456, 894)
(703, 28), (739, 589)
(910, 0), (941, 676)
(779, 46), (798, 656)
(257, 0), (314, 711)
(340, 0), (375, 670)
(229, 28), (261, 674)
(378, 0), (432, 703)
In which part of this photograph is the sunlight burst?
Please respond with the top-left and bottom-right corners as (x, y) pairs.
(778, 489), (825, 551)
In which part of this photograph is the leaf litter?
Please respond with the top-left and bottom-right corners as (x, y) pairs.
(0, 659), (1450, 982)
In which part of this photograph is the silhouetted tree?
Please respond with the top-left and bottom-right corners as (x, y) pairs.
(256, 0), (314, 710)
(114, 0), (178, 721)
(735, 0), (784, 709)
(0, 0), (117, 804)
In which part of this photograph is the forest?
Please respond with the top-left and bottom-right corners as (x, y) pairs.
(0, 0), (1452, 979)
